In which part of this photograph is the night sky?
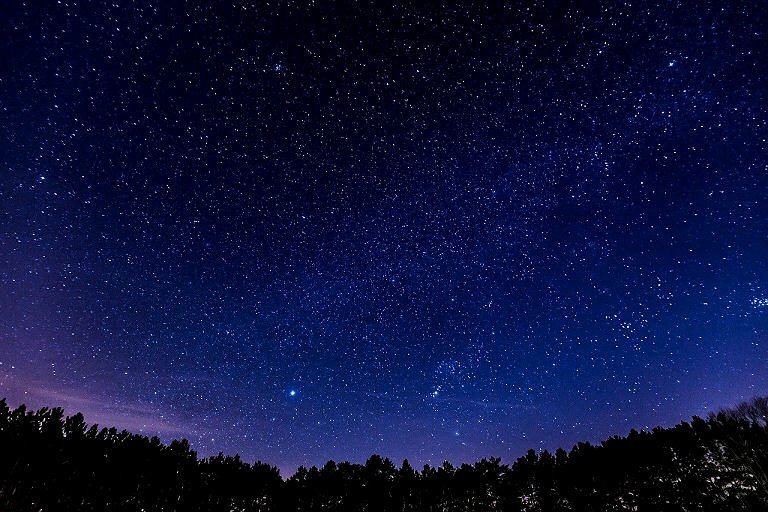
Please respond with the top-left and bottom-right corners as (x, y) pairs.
(2, 1), (767, 477)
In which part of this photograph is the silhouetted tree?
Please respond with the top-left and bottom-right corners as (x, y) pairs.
(2, 397), (768, 511)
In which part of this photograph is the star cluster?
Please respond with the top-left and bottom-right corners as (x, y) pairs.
(1, 1), (767, 476)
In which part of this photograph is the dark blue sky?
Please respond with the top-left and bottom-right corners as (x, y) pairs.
(1, 1), (767, 477)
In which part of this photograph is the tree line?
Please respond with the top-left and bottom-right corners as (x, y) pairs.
(1, 396), (767, 511)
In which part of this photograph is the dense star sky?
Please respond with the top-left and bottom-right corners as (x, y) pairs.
(1, 1), (767, 476)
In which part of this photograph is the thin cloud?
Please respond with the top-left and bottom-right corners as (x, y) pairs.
(1, 377), (191, 436)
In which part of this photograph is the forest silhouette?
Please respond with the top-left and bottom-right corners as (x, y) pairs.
(1, 396), (767, 511)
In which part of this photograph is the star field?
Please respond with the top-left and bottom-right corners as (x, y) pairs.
(1, 1), (767, 476)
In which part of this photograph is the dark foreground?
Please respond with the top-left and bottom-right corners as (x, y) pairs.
(1, 397), (767, 511)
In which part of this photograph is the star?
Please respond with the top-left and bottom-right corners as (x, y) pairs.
(2, 0), (765, 479)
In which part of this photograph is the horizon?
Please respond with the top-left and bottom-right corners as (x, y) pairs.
(0, 392), (757, 478)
